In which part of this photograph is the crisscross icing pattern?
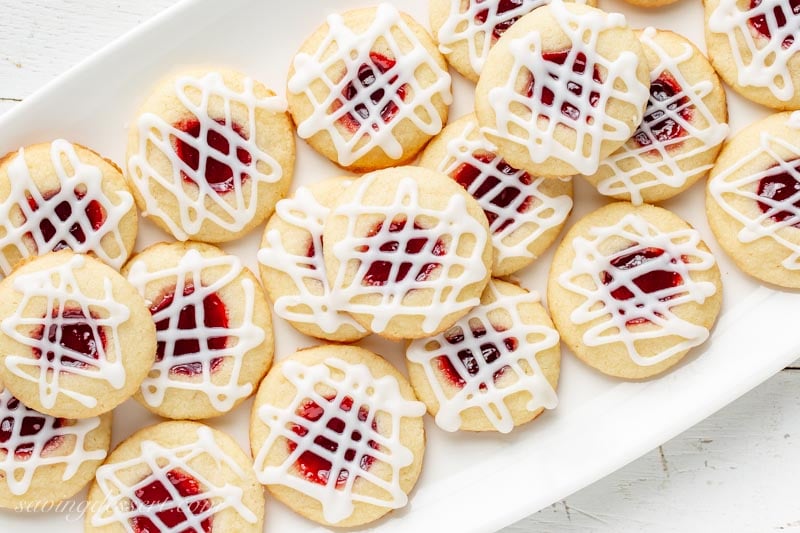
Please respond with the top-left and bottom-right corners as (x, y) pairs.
(91, 425), (257, 531)
(253, 357), (425, 524)
(558, 214), (717, 366)
(708, 112), (800, 269)
(596, 27), (729, 205)
(485, 2), (648, 175)
(1, 254), (129, 409)
(287, 3), (452, 166)
(407, 282), (558, 433)
(437, 119), (572, 262)
(127, 248), (265, 412)
(0, 140), (134, 275)
(330, 175), (488, 335)
(708, 0), (800, 102)
(128, 72), (286, 239)
(0, 388), (106, 496)
(258, 185), (366, 335)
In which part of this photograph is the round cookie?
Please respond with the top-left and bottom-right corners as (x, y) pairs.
(249, 344), (425, 527)
(622, 0), (680, 7)
(547, 203), (722, 379)
(584, 28), (729, 205)
(86, 421), (264, 533)
(475, 2), (651, 177)
(258, 177), (368, 342)
(0, 251), (156, 418)
(419, 113), (573, 275)
(0, 376), (111, 508)
(287, 4), (452, 172)
(322, 166), (492, 340)
(706, 111), (800, 288)
(705, 0), (800, 110)
(127, 67), (295, 242)
(122, 241), (272, 419)
(406, 279), (560, 433)
(430, 0), (596, 82)
(0, 140), (137, 275)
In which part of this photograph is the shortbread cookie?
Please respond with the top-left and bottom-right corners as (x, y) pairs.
(250, 345), (425, 527)
(585, 28), (728, 204)
(127, 68), (295, 242)
(430, 0), (596, 82)
(0, 251), (156, 418)
(287, 4), (452, 172)
(406, 279), (560, 433)
(258, 177), (368, 342)
(419, 114), (573, 275)
(0, 140), (137, 275)
(548, 203), (722, 379)
(122, 242), (272, 419)
(475, 2), (651, 176)
(86, 421), (264, 533)
(705, 0), (800, 109)
(706, 111), (800, 288)
(0, 376), (111, 508)
(322, 166), (492, 340)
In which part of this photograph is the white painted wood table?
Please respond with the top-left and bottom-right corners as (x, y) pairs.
(2, 1), (800, 532)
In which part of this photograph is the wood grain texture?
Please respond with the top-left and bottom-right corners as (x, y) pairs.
(2, 1), (800, 532)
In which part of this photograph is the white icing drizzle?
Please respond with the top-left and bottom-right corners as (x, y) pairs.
(253, 357), (425, 524)
(128, 72), (286, 240)
(287, 3), (452, 166)
(485, 2), (648, 175)
(126, 248), (265, 412)
(437, 119), (572, 262)
(708, 0), (800, 102)
(257, 185), (366, 336)
(708, 112), (800, 269)
(557, 213), (717, 366)
(0, 140), (134, 275)
(596, 27), (729, 205)
(407, 281), (558, 433)
(91, 425), (257, 530)
(1, 254), (129, 409)
(329, 174), (488, 335)
(0, 388), (106, 496)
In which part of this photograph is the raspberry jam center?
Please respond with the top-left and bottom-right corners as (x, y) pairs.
(362, 218), (447, 286)
(452, 153), (534, 233)
(150, 285), (229, 376)
(337, 52), (408, 133)
(437, 323), (516, 389)
(749, 0), (800, 48)
(174, 118), (252, 193)
(288, 396), (379, 487)
(632, 72), (692, 149)
(26, 189), (106, 252)
(757, 163), (800, 227)
(31, 308), (106, 370)
(525, 49), (602, 121)
(0, 393), (66, 459)
(474, 0), (531, 40)
(130, 468), (212, 533)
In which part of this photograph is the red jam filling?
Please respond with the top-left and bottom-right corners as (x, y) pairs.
(474, 0), (532, 41)
(130, 468), (212, 533)
(452, 152), (534, 233)
(525, 49), (602, 122)
(437, 323), (516, 389)
(31, 308), (106, 370)
(25, 189), (105, 252)
(150, 285), (228, 376)
(337, 52), (408, 133)
(288, 396), (379, 487)
(361, 219), (447, 286)
(632, 72), (692, 150)
(749, 0), (800, 48)
(174, 118), (252, 194)
(757, 163), (800, 227)
(0, 394), (66, 459)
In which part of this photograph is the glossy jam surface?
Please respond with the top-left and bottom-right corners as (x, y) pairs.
(174, 118), (252, 193)
(130, 468), (212, 533)
(525, 49), (602, 121)
(437, 323), (515, 388)
(288, 396), (379, 487)
(26, 189), (106, 252)
(337, 52), (408, 133)
(362, 219), (447, 286)
(749, 0), (800, 48)
(452, 153), (533, 233)
(632, 72), (692, 149)
(474, 0), (531, 40)
(150, 285), (229, 376)
(757, 163), (800, 227)
(31, 308), (106, 370)
(0, 394), (66, 458)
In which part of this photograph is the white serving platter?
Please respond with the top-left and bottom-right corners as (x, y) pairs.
(0, 0), (796, 531)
